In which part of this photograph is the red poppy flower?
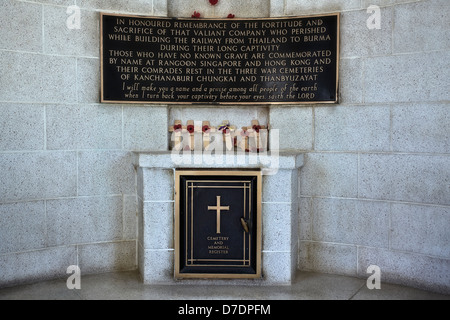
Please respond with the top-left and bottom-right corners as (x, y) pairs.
(187, 125), (195, 133)
(209, 0), (219, 5)
(202, 125), (210, 133)
(174, 124), (182, 131)
(227, 14), (235, 18)
(252, 125), (262, 133)
(192, 11), (201, 18)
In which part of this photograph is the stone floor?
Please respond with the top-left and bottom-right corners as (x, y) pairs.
(0, 270), (449, 300)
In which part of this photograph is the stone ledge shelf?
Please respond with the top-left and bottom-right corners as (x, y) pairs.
(135, 151), (304, 173)
(134, 151), (304, 285)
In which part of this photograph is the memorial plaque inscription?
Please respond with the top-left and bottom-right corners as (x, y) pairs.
(101, 13), (339, 104)
(175, 171), (262, 279)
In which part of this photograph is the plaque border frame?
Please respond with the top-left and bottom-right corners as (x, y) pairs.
(100, 12), (340, 105)
(174, 170), (262, 280)
(184, 181), (252, 267)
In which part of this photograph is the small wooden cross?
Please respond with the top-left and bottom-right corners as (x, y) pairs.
(185, 120), (196, 150)
(246, 120), (267, 152)
(218, 120), (236, 151)
(201, 121), (216, 150)
(168, 120), (186, 151)
(237, 126), (250, 152)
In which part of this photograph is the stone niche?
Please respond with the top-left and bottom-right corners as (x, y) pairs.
(135, 151), (303, 285)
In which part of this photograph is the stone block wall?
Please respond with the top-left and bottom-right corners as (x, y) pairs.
(0, 0), (169, 287)
(0, 0), (449, 294)
(280, 0), (449, 294)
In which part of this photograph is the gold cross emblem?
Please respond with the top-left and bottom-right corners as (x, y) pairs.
(208, 196), (230, 234)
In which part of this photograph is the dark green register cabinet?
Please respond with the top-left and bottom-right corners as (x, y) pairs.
(175, 170), (262, 279)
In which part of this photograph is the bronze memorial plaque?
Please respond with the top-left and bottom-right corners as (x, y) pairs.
(101, 13), (339, 104)
(175, 171), (262, 279)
